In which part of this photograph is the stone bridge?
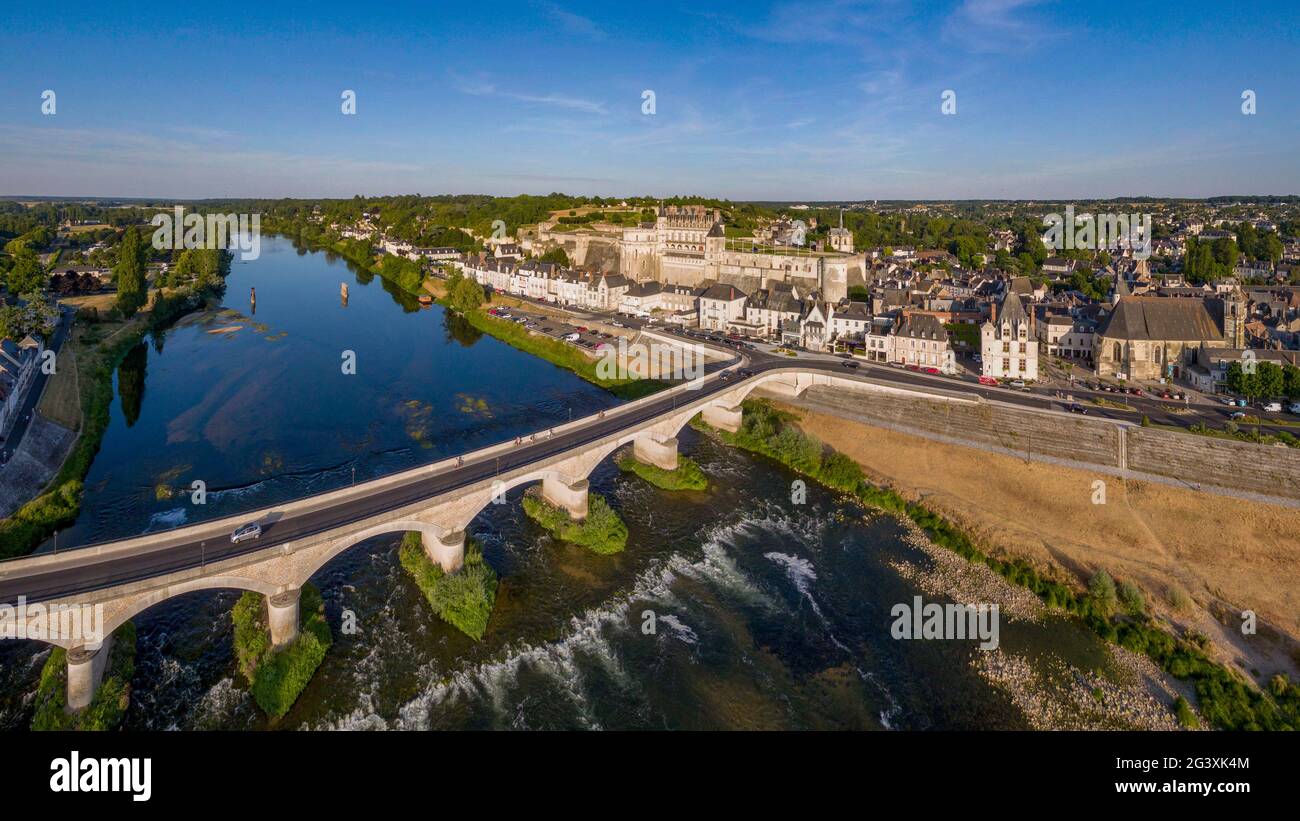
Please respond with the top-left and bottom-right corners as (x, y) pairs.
(0, 363), (970, 711)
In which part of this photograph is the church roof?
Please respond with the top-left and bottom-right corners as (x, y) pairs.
(1097, 296), (1223, 342)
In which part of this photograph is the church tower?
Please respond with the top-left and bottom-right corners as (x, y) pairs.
(827, 209), (854, 253)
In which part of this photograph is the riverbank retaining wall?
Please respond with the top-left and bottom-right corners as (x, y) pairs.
(768, 385), (1300, 505)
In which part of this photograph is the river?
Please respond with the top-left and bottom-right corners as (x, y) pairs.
(0, 236), (1163, 730)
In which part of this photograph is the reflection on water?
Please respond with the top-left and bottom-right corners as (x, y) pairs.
(0, 236), (1140, 731)
(61, 235), (618, 545)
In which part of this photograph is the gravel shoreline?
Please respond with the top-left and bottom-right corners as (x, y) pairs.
(883, 513), (1194, 730)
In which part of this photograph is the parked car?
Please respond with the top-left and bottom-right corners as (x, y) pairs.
(1067, 403), (1088, 414)
(978, 376), (999, 386)
(841, 360), (860, 369)
(231, 522), (262, 544)
(611, 320), (624, 327)
(1230, 411), (1248, 420)
(1009, 379), (1026, 389)
(1288, 403), (1300, 415)
(922, 366), (940, 375)
(1261, 401), (1283, 413)
(563, 332), (580, 342)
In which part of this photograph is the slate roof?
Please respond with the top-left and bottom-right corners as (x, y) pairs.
(700, 283), (747, 302)
(895, 313), (948, 340)
(1097, 296), (1223, 341)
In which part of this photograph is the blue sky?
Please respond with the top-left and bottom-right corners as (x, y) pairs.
(1, 0), (1297, 200)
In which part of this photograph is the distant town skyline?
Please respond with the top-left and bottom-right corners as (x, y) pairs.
(2, 0), (1298, 200)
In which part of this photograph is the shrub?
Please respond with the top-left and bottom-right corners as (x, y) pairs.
(234, 583), (332, 719)
(1088, 570), (1119, 617)
(398, 532), (498, 640)
(522, 490), (628, 554)
(1173, 696), (1200, 729)
(31, 621), (137, 731)
(1119, 580), (1146, 616)
(1167, 584), (1192, 611)
(615, 451), (708, 491)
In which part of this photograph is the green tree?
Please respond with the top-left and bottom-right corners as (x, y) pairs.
(5, 248), (46, 295)
(1257, 361), (1284, 398)
(1283, 364), (1300, 400)
(538, 247), (570, 267)
(114, 226), (147, 317)
(1225, 360), (1261, 398)
(444, 271), (485, 314)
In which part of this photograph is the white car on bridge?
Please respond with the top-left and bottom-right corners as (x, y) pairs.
(230, 522), (262, 544)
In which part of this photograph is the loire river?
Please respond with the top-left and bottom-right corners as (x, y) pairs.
(0, 236), (1144, 730)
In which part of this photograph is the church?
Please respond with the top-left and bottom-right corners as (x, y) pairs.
(1092, 292), (1246, 380)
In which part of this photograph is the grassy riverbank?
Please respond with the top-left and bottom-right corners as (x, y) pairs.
(0, 287), (219, 559)
(692, 398), (1300, 731)
(615, 450), (708, 490)
(521, 487), (628, 554)
(398, 531), (498, 640)
(31, 622), (137, 731)
(458, 309), (666, 400)
(232, 583), (332, 719)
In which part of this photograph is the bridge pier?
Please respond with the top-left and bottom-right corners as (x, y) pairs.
(633, 435), (678, 471)
(702, 404), (743, 433)
(267, 589), (301, 649)
(542, 475), (589, 520)
(423, 529), (466, 573)
(66, 637), (112, 713)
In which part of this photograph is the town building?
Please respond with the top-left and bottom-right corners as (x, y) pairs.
(981, 291), (1038, 380)
(697, 284), (748, 331)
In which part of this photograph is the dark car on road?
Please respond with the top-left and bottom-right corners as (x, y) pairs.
(1067, 403), (1088, 414)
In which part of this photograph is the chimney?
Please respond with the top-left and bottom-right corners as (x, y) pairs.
(990, 300), (998, 323)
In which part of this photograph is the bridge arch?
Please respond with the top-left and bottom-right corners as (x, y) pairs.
(94, 574), (280, 645)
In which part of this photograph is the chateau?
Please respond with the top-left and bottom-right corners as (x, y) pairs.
(609, 206), (861, 303)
